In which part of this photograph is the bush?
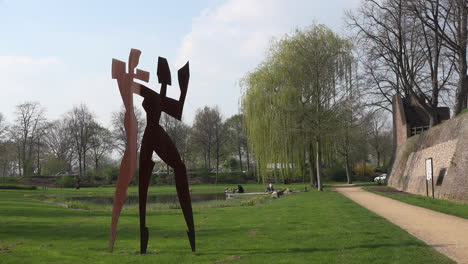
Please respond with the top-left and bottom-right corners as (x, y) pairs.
(240, 199), (255, 206)
(0, 184), (37, 190)
(324, 165), (347, 182)
(217, 171), (256, 184)
(353, 163), (375, 182)
(60, 175), (75, 188)
(188, 168), (213, 178)
(102, 166), (120, 184)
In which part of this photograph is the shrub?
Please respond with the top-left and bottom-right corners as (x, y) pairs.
(0, 184), (37, 190)
(240, 199), (255, 206)
(353, 163), (375, 182)
(324, 165), (347, 182)
(60, 175), (75, 188)
(217, 171), (256, 184)
(101, 166), (119, 184)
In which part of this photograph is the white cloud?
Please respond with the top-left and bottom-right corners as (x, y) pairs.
(175, 0), (360, 123)
(0, 56), (119, 126)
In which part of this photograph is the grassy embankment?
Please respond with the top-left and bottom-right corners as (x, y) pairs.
(365, 185), (468, 220)
(0, 183), (454, 264)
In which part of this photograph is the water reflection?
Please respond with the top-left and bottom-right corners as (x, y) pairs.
(66, 193), (224, 205)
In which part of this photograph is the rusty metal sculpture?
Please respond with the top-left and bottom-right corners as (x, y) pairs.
(109, 49), (195, 254)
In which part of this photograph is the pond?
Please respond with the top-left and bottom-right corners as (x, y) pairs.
(65, 193), (225, 205)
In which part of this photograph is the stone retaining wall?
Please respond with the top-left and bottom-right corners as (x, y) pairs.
(388, 112), (468, 201)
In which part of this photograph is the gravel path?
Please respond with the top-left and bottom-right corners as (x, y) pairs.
(334, 185), (468, 264)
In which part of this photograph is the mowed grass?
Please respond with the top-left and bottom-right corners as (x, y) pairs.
(0, 184), (454, 264)
(365, 186), (468, 220)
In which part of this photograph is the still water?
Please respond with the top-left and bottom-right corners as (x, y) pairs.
(66, 193), (225, 205)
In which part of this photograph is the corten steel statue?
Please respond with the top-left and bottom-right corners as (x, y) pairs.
(109, 49), (195, 254)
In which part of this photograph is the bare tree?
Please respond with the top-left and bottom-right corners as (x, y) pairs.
(367, 111), (392, 168)
(212, 108), (228, 183)
(65, 104), (96, 187)
(0, 141), (17, 180)
(160, 113), (190, 163)
(225, 114), (247, 172)
(88, 123), (113, 178)
(9, 102), (46, 176)
(111, 106), (145, 155)
(0, 113), (6, 141)
(0, 114), (16, 180)
(347, 0), (455, 126)
(191, 106), (216, 170)
(44, 119), (74, 171)
(408, 0), (467, 114)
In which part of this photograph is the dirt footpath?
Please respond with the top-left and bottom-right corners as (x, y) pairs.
(334, 185), (468, 264)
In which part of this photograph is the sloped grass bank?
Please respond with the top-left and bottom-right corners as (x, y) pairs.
(0, 185), (453, 264)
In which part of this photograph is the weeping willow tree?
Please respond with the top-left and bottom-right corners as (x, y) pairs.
(242, 24), (355, 190)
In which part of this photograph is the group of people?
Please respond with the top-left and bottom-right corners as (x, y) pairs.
(224, 185), (245, 194)
(223, 183), (276, 194)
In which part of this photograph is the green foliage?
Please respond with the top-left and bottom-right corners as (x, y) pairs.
(240, 199), (255, 206)
(0, 177), (20, 184)
(242, 24), (354, 183)
(188, 168), (213, 178)
(217, 171), (255, 184)
(223, 157), (240, 171)
(101, 166), (119, 183)
(324, 165), (347, 182)
(353, 163), (375, 181)
(59, 175), (75, 188)
(41, 155), (67, 176)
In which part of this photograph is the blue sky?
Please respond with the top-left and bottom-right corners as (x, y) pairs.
(0, 0), (360, 126)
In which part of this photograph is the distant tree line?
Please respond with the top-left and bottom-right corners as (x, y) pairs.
(0, 102), (253, 187)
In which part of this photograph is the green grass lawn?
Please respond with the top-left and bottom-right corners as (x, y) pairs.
(0, 184), (454, 263)
(364, 185), (468, 220)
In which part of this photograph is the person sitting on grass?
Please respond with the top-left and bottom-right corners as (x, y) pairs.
(266, 183), (274, 192)
(237, 185), (244, 193)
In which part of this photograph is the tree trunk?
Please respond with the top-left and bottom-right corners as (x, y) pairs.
(316, 139), (323, 191)
(246, 147), (250, 172)
(377, 152), (381, 168)
(95, 156), (99, 180)
(238, 144), (243, 172)
(83, 147), (87, 179)
(454, 0), (467, 114)
(36, 137), (40, 176)
(77, 152), (82, 189)
(454, 75), (468, 114)
(308, 142), (316, 187)
(207, 147), (211, 170)
(345, 153), (352, 184)
(215, 147), (219, 185)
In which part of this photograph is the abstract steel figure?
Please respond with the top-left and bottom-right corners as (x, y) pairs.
(110, 49), (195, 254)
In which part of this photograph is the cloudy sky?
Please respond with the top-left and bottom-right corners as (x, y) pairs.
(0, 0), (360, 127)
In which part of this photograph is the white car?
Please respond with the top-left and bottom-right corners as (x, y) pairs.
(374, 174), (387, 182)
